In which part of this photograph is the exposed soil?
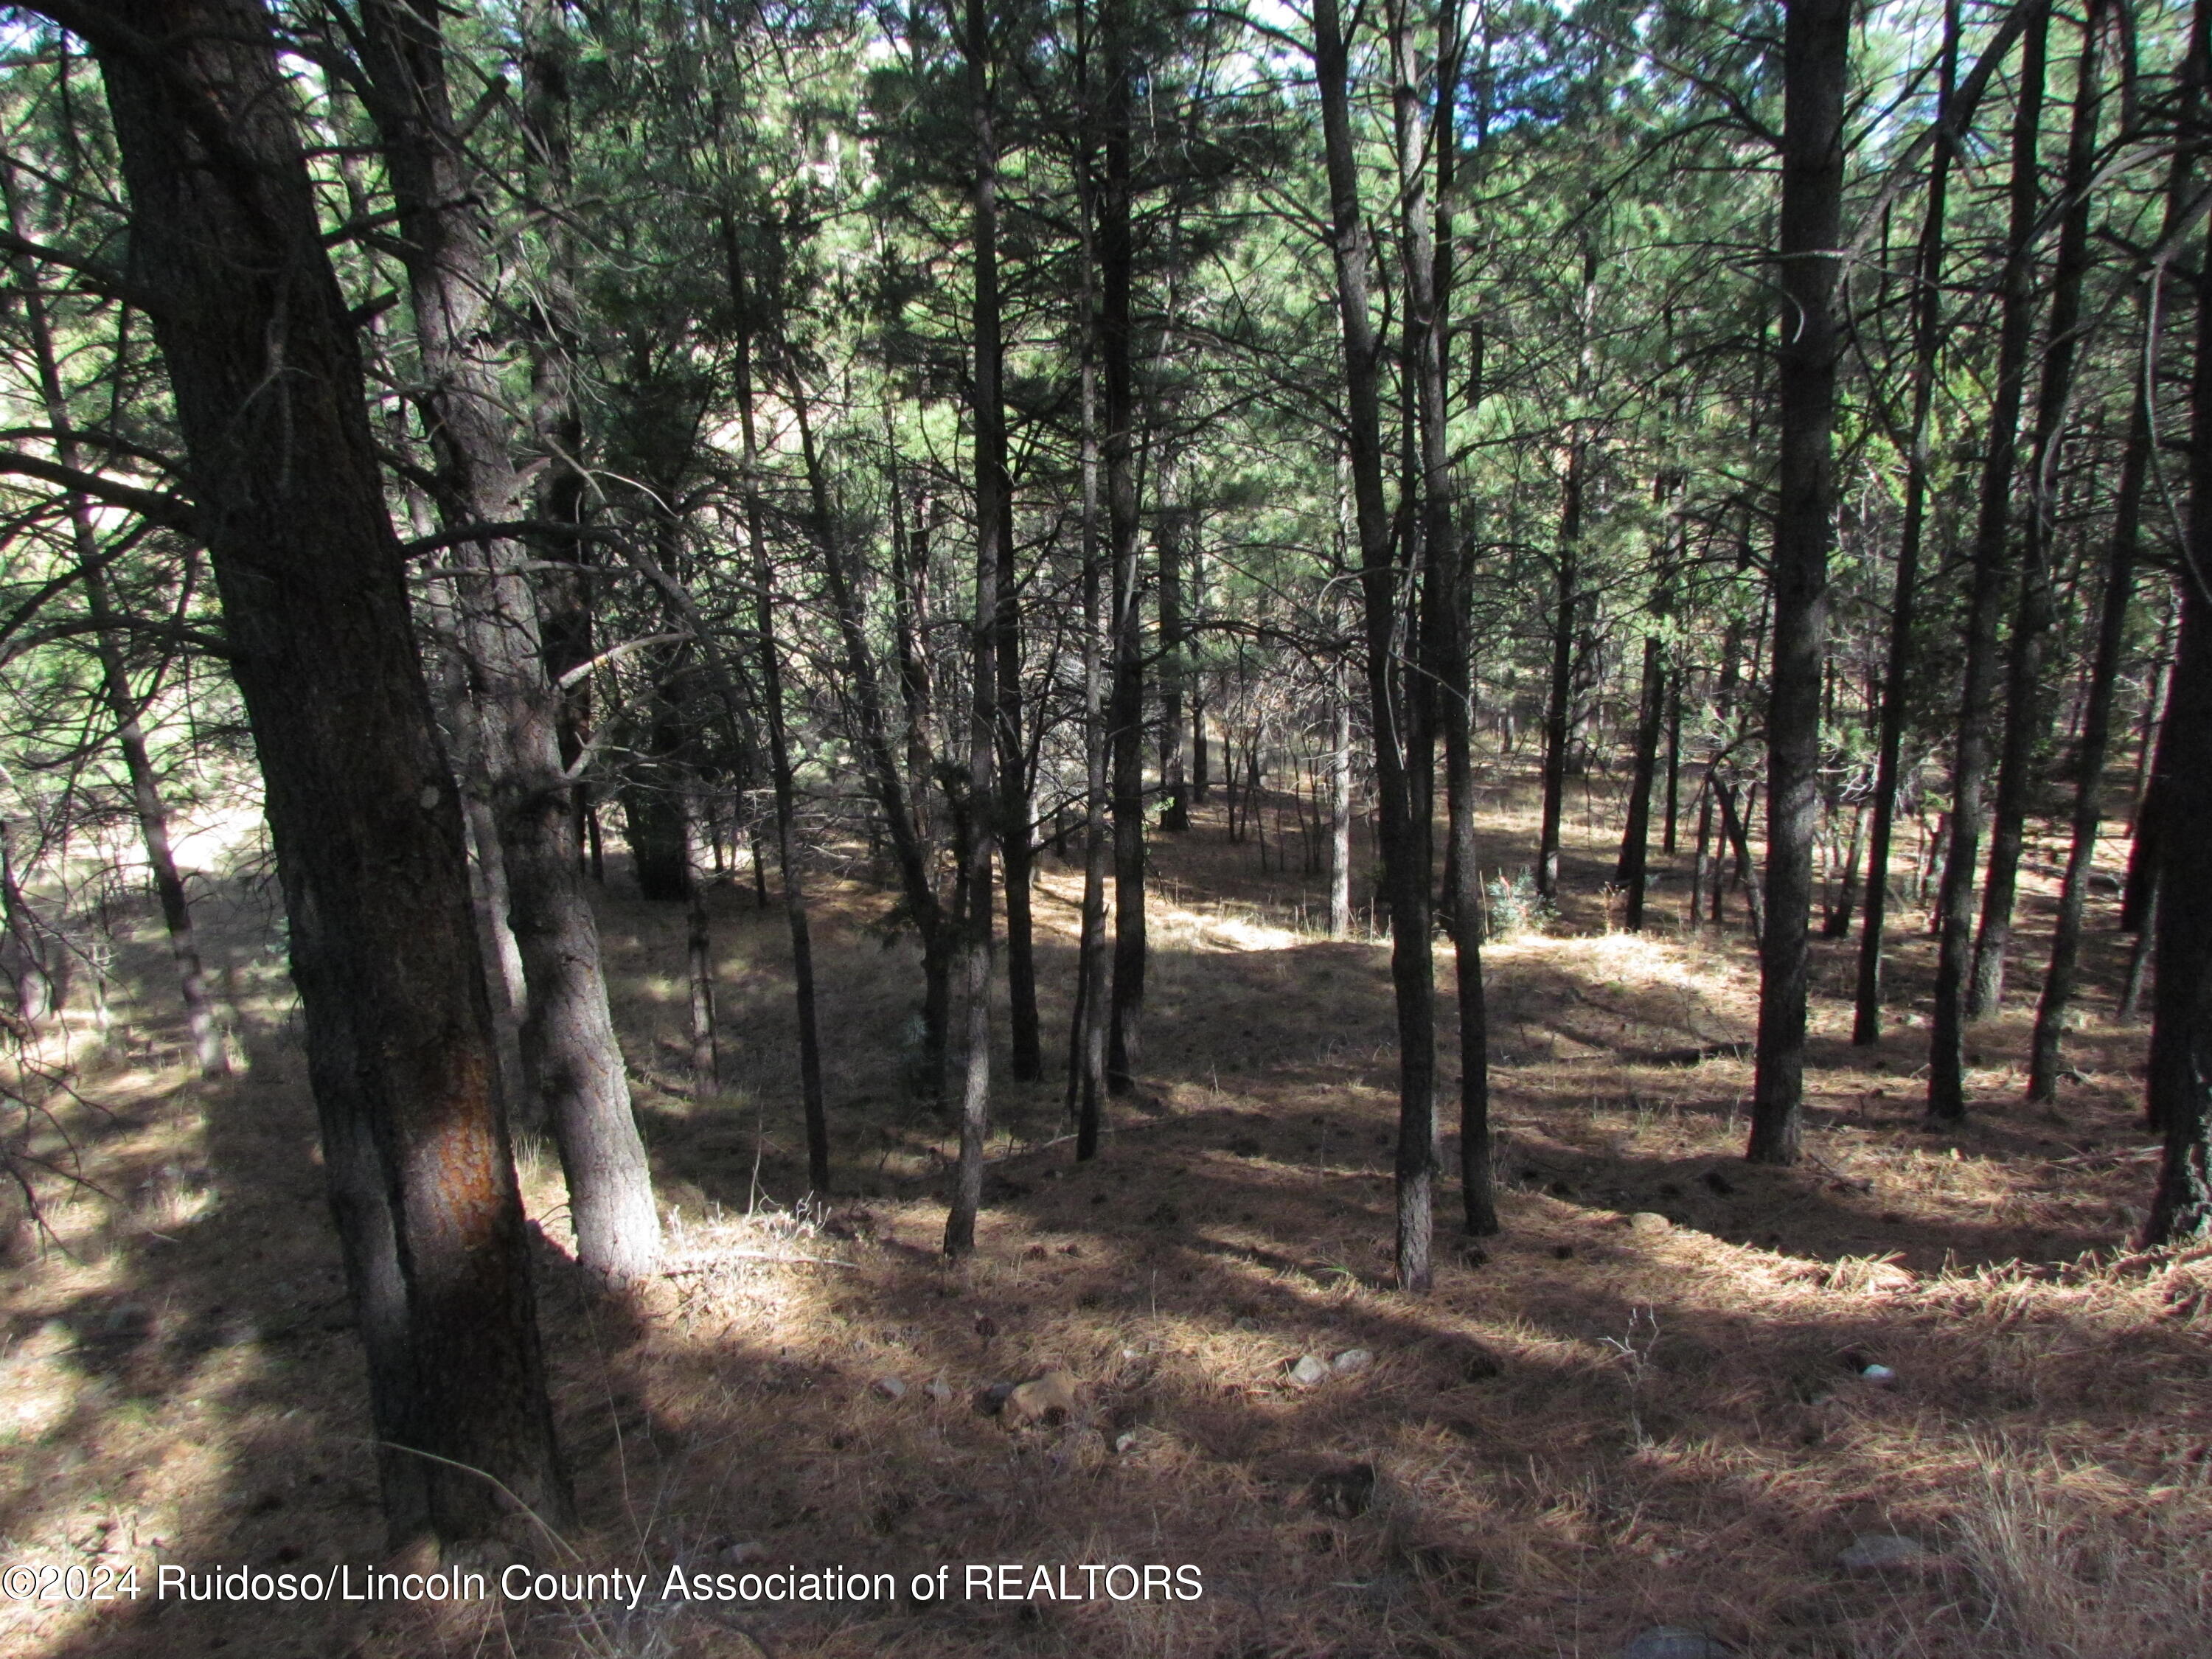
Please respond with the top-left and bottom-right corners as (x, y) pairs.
(2, 771), (2206, 1659)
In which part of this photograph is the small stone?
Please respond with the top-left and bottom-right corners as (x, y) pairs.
(1002, 1369), (1079, 1426)
(873, 1377), (907, 1401)
(1232, 1315), (1262, 1332)
(1288, 1354), (1330, 1385)
(1627, 1211), (1673, 1235)
(1837, 1531), (1929, 1571)
(1857, 1363), (1898, 1386)
(1114, 1430), (1139, 1454)
(1613, 1627), (1730, 1659)
(1330, 1348), (1374, 1377)
(723, 1541), (768, 1567)
(923, 1378), (953, 1405)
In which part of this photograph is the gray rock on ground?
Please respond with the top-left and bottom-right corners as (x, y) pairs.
(1613, 1627), (1730, 1659)
(1837, 1531), (1930, 1571)
(1289, 1353), (1330, 1385)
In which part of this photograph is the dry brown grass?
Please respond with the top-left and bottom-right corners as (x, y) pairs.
(1, 768), (2201, 1659)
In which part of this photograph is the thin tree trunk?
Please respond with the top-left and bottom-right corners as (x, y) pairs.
(1538, 431), (1585, 900)
(1618, 628), (1666, 931)
(684, 785), (719, 1096)
(1930, 0), (2050, 1124)
(1104, 0), (1147, 1099)
(1158, 493), (1191, 832)
(1, 194), (226, 1077)
(1330, 668), (1354, 937)
(1855, 0), (1959, 1045)
(2031, 0), (2176, 1099)
(725, 233), (830, 1192)
(946, 0), (1003, 1257)
(1747, 0), (1850, 1166)
(1823, 803), (1865, 937)
(1972, 0), (2104, 1016)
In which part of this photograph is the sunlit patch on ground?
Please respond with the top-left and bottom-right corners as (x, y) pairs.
(1, 773), (2203, 1658)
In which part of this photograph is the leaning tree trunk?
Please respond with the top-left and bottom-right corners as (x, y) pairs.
(1855, 0), (1958, 1045)
(2031, 0), (2177, 1102)
(72, 0), (569, 1548)
(1747, 0), (1850, 1167)
(1971, 0), (2104, 1018)
(1, 195), (227, 1077)
(359, 0), (658, 1281)
(1930, 0), (2050, 1124)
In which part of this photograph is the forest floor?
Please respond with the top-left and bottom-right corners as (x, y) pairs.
(2, 768), (2209, 1659)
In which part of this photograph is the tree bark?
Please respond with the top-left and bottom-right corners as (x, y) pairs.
(1537, 432), (1584, 900)
(946, 0), (1002, 1257)
(1617, 627), (1666, 931)
(1747, 0), (1850, 1166)
(1158, 493), (1191, 832)
(1104, 0), (1147, 1099)
(1854, 0), (1959, 1046)
(74, 0), (569, 1545)
(1971, 0), (2105, 1017)
(358, 0), (658, 1280)
(1930, 1), (2050, 1124)
(1321, 0), (1437, 1288)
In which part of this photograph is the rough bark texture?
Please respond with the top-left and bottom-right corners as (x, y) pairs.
(2144, 219), (2212, 1236)
(1748, 0), (1849, 1167)
(77, 0), (569, 1545)
(359, 0), (658, 1281)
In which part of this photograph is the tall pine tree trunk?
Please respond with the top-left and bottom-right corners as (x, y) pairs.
(1971, 0), (2104, 1016)
(1104, 0), (1148, 1099)
(1930, 1), (2050, 1123)
(1747, 0), (1849, 1166)
(74, 0), (569, 1545)
(1855, 0), (1959, 1044)
(946, 0), (1004, 1256)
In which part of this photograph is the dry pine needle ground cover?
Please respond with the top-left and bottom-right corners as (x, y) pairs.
(1, 772), (2208, 1659)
